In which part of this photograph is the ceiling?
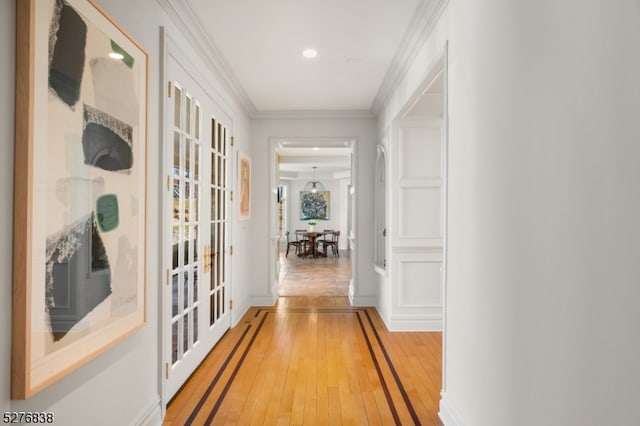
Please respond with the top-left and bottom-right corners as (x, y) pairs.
(186, 0), (427, 113)
(277, 139), (353, 179)
(167, 0), (440, 175)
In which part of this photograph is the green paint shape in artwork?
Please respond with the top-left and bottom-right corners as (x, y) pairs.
(96, 194), (119, 232)
(110, 40), (134, 68)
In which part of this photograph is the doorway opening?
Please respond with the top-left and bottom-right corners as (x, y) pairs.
(270, 138), (354, 298)
(391, 47), (448, 408)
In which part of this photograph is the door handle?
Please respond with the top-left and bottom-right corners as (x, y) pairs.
(203, 244), (212, 273)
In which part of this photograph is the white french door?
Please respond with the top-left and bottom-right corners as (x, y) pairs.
(164, 56), (231, 400)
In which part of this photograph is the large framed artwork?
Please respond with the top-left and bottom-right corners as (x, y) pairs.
(13, 0), (148, 398)
(300, 191), (330, 220)
(238, 151), (251, 219)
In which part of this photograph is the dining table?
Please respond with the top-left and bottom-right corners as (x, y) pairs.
(297, 231), (327, 258)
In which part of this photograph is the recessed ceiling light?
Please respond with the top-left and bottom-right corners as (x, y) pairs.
(312, 147), (320, 151)
(302, 48), (318, 59)
(109, 52), (124, 60)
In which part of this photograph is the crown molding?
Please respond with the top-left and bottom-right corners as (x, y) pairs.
(370, 0), (449, 114)
(156, 0), (448, 120)
(253, 109), (376, 120)
(155, 0), (257, 117)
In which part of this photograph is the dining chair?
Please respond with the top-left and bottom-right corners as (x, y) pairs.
(284, 231), (302, 257)
(322, 230), (340, 257)
(294, 229), (310, 258)
(314, 229), (331, 255)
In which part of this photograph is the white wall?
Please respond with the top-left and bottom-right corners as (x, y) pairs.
(1, 0), (253, 424)
(251, 117), (377, 305)
(229, 105), (253, 324)
(381, 0), (640, 425)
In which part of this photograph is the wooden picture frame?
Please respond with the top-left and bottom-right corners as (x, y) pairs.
(238, 151), (251, 220)
(13, 0), (148, 398)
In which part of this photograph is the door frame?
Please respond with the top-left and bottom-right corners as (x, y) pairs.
(267, 137), (358, 302)
(393, 43), (449, 399)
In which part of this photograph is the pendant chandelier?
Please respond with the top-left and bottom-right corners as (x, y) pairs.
(303, 166), (326, 193)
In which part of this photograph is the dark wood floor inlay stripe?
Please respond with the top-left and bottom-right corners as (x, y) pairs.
(204, 312), (270, 424)
(365, 310), (421, 425)
(184, 323), (253, 426)
(355, 311), (401, 425)
(182, 306), (424, 424)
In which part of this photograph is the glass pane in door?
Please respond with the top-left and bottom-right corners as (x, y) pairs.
(169, 85), (202, 365)
(209, 118), (229, 327)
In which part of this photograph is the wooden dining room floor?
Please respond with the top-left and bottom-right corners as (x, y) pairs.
(278, 246), (351, 297)
(164, 250), (443, 425)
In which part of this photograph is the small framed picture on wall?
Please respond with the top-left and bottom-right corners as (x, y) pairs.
(238, 151), (251, 219)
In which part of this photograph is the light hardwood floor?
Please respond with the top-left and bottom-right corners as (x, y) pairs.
(164, 250), (443, 425)
(278, 246), (351, 297)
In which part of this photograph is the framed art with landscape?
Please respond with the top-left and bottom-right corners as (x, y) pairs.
(13, 0), (148, 398)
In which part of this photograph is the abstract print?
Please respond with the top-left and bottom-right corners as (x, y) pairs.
(45, 0), (139, 342)
(45, 213), (112, 341)
(48, 0), (87, 108)
(82, 104), (133, 172)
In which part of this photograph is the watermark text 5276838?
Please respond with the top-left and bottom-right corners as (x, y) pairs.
(3, 412), (54, 423)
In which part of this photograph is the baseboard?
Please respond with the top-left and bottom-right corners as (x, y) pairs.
(231, 304), (251, 327)
(349, 294), (377, 307)
(249, 294), (278, 307)
(135, 396), (162, 426)
(439, 392), (463, 426)
(387, 315), (442, 331)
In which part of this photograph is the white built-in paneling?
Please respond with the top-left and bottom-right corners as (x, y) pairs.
(399, 186), (441, 240)
(400, 127), (442, 179)
(395, 124), (443, 247)
(388, 119), (444, 331)
(397, 255), (442, 307)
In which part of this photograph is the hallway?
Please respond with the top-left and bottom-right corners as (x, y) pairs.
(165, 293), (443, 425)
